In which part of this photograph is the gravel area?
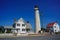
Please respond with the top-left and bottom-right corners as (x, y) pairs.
(0, 34), (60, 40)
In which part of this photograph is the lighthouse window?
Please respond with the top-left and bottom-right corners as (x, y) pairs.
(17, 24), (20, 26)
(22, 24), (25, 26)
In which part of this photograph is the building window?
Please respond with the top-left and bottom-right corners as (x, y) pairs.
(54, 26), (56, 28)
(50, 27), (53, 28)
(51, 30), (53, 32)
(55, 30), (56, 32)
(22, 29), (25, 31)
(22, 24), (25, 26)
(17, 24), (20, 26)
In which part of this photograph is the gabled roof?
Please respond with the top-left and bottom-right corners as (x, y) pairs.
(18, 18), (24, 22)
(16, 18), (26, 23)
(47, 22), (57, 27)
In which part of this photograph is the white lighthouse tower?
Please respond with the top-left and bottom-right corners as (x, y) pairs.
(34, 5), (41, 33)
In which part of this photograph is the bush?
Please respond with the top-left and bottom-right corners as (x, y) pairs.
(55, 32), (60, 34)
(0, 26), (5, 33)
(6, 29), (12, 33)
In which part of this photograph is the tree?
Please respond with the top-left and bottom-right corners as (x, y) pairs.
(0, 26), (4, 33)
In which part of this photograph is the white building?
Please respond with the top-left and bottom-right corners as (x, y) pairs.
(13, 18), (32, 34)
(46, 22), (60, 33)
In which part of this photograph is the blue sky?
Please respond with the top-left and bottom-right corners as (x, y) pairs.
(0, 0), (60, 29)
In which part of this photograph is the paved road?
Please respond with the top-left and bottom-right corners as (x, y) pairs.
(0, 34), (60, 40)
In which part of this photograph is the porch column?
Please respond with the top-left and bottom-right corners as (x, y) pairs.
(5, 29), (7, 33)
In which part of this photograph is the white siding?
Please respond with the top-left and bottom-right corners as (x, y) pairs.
(15, 18), (26, 34)
(53, 23), (60, 33)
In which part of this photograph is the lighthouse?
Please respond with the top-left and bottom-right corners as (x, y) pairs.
(34, 5), (41, 33)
